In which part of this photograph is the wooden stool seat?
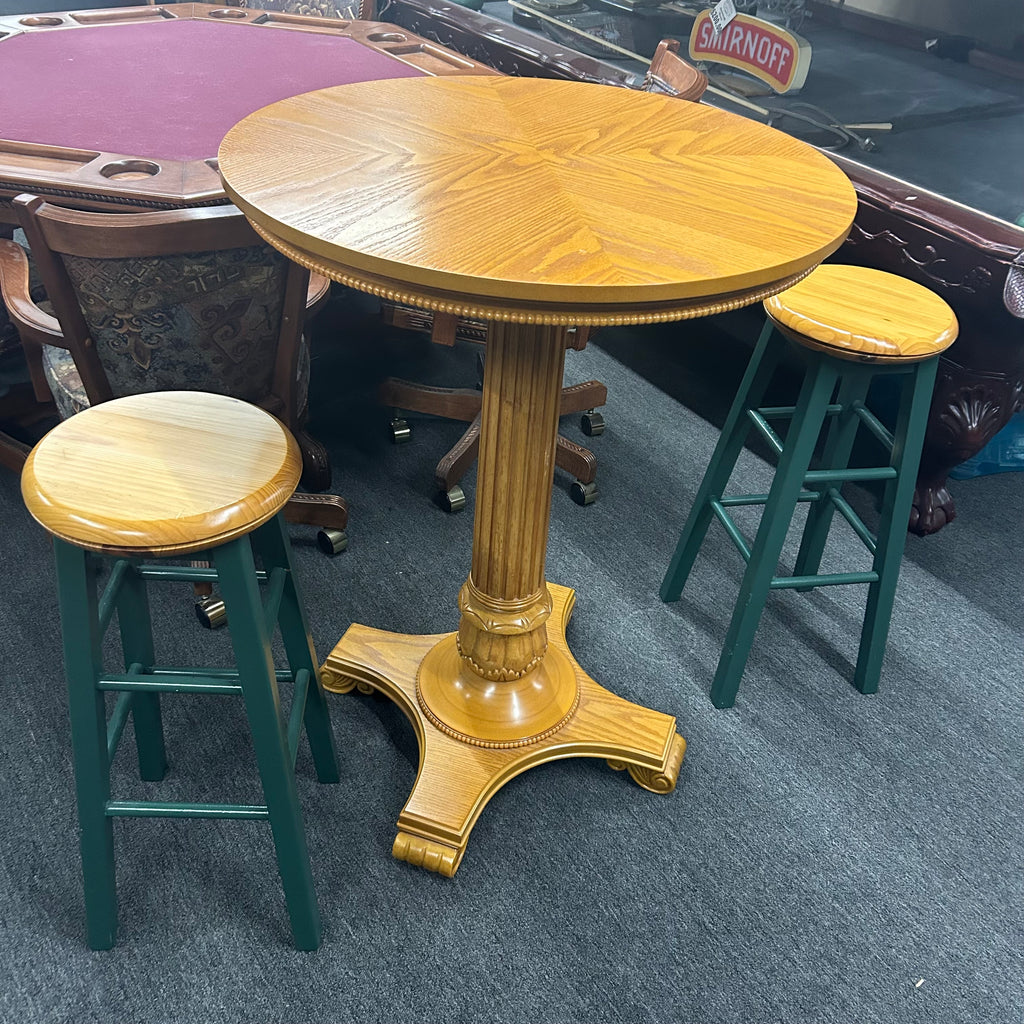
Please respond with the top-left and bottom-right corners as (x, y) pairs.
(765, 264), (959, 362)
(661, 265), (958, 707)
(22, 390), (338, 950)
(22, 391), (302, 557)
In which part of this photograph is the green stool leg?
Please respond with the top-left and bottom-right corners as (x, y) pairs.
(251, 514), (340, 784)
(53, 539), (118, 950)
(213, 535), (321, 951)
(854, 356), (938, 694)
(709, 358), (840, 709)
(792, 367), (874, 588)
(114, 561), (167, 782)
(661, 320), (785, 603)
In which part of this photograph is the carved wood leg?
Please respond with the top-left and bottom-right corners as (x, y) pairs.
(559, 379), (607, 415)
(912, 355), (1024, 535)
(284, 492), (349, 531)
(555, 435), (598, 485)
(320, 320), (684, 875)
(434, 413), (481, 493)
(295, 428), (332, 492)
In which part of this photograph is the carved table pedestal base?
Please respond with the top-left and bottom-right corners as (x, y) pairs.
(320, 583), (686, 876)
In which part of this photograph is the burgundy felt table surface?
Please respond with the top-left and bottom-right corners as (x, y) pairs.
(0, 20), (426, 161)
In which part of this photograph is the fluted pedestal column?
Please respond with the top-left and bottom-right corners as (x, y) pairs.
(321, 321), (685, 876)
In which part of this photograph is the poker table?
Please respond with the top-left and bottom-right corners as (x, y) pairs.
(0, 2), (496, 219)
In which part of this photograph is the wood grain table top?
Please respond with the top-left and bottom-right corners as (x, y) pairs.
(218, 76), (859, 325)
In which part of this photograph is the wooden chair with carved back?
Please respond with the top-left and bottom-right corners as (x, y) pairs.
(377, 38), (707, 513)
(0, 196), (349, 620)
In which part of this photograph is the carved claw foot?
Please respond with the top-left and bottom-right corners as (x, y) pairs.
(393, 832), (463, 877)
(606, 733), (686, 795)
(910, 481), (957, 536)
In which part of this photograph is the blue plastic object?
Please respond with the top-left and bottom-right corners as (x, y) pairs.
(950, 412), (1024, 479)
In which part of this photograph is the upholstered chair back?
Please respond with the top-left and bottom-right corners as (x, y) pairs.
(13, 196), (313, 433)
(58, 244), (292, 405)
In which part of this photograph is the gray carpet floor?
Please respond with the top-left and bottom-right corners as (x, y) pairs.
(0, 301), (1021, 1023)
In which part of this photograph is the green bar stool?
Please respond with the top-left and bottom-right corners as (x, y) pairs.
(20, 390), (340, 950)
(660, 265), (959, 709)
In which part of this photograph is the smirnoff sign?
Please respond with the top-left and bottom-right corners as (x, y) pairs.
(688, 10), (811, 93)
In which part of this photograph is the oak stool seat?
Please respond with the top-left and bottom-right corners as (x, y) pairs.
(22, 390), (340, 950)
(660, 265), (958, 708)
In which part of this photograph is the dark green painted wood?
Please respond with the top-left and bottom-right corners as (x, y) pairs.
(251, 515), (340, 786)
(793, 371), (874, 590)
(53, 538), (118, 951)
(287, 670), (312, 772)
(106, 691), (132, 761)
(97, 675), (244, 695)
(660, 319), (783, 603)
(50, 504), (332, 949)
(106, 800), (270, 820)
(115, 564), (167, 782)
(213, 534), (323, 952)
(661, 313), (943, 708)
(854, 356), (939, 694)
(709, 357), (839, 709)
(96, 558), (130, 635)
(136, 564), (269, 584)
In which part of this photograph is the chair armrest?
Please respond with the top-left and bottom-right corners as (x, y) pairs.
(0, 239), (65, 346)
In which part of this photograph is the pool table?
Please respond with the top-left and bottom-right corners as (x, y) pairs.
(0, 3), (495, 218)
(383, 0), (1024, 534)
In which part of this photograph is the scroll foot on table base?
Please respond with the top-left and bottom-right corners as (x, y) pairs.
(392, 832), (462, 877)
(320, 583), (686, 876)
(607, 732), (686, 794)
(318, 669), (374, 695)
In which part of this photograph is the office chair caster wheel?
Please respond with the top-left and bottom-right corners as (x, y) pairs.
(570, 480), (598, 506)
(195, 594), (228, 630)
(317, 528), (348, 555)
(390, 417), (411, 444)
(440, 484), (467, 513)
(580, 411), (605, 437)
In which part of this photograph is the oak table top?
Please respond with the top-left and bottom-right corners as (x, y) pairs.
(219, 76), (857, 322)
(219, 75), (858, 877)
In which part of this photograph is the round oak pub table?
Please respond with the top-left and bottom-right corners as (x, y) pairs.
(218, 75), (858, 876)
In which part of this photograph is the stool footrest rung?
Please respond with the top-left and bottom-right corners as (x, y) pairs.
(107, 692), (132, 760)
(97, 560), (132, 636)
(769, 570), (879, 590)
(804, 466), (897, 484)
(710, 481), (882, 587)
(749, 404), (844, 457)
(747, 410), (785, 456)
(719, 491), (819, 507)
(99, 673), (244, 695)
(98, 665), (297, 695)
(827, 487), (878, 555)
(135, 564), (270, 585)
(105, 800), (269, 820)
(756, 403), (843, 419)
(710, 499), (752, 562)
(852, 400), (894, 450)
